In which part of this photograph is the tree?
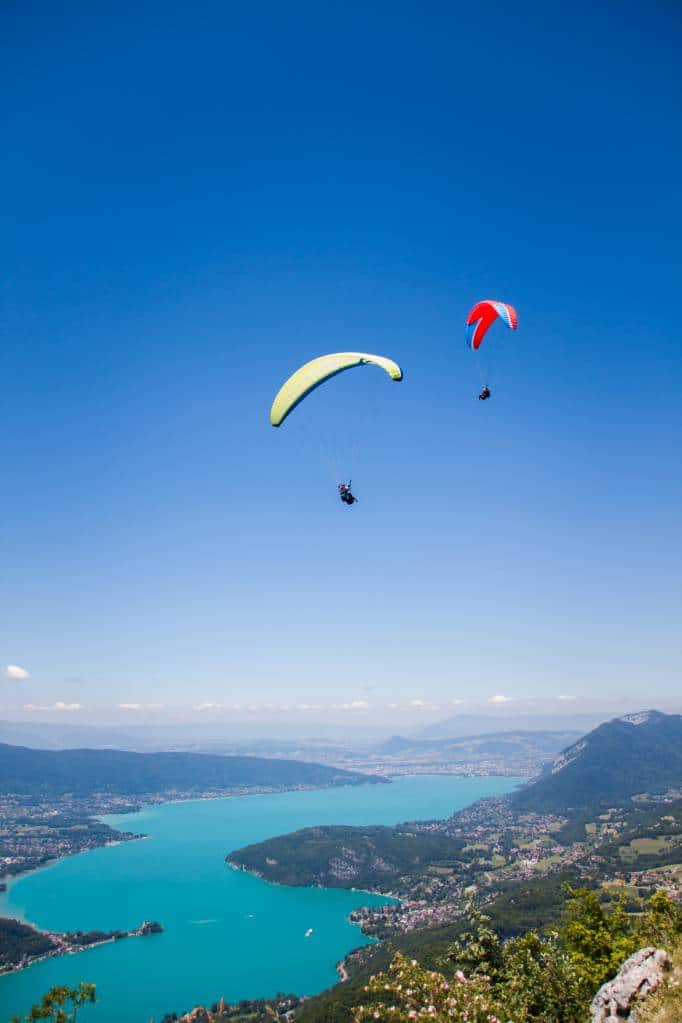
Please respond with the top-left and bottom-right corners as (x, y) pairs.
(636, 890), (682, 948)
(445, 902), (584, 1022)
(442, 902), (503, 982)
(9, 983), (96, 1023)
(560, 887), (638, 996)
(499, 930), (583, 1023)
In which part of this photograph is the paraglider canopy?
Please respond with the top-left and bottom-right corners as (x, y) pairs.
(270, 352), (403, 427)
(465, 300), (518, 350)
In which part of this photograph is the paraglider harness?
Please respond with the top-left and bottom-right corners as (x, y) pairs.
(338, 482), (357, 505)
(478, 386), (491, 401)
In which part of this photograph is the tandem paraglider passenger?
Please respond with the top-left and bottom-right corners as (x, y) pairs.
(478, 386), (491, 401)
(338, 482), (357, 505)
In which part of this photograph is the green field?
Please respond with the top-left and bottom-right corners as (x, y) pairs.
(619, 836), (680, 861)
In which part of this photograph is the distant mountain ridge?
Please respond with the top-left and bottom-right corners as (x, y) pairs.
(416, 711), (611, 740)
(513, 709), (682, 812)
(0, 742), (381, 798)
(380, 729), (580, 755)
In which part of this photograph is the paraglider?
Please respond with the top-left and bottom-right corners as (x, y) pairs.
(269, 352), (403, 427)
(465, 300), (518, 399)
(269, 351), (403, 506)
(338, 481), (357, 505)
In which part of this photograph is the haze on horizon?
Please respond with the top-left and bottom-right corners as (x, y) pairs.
(2, 2), (681, 726)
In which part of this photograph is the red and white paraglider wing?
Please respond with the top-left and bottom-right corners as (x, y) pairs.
(465, 300), (517, 349)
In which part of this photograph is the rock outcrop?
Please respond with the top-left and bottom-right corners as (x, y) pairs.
(590, 946), (672, 1022)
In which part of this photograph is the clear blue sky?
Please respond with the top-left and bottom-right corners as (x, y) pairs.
(2, 1), (680, 721)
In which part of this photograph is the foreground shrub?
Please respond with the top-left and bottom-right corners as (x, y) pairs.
(353, 893), (682, 1023)
(498, 930), (584, 1023)
(352, 952), (503, 1023)
(445, 904), (583, 1022)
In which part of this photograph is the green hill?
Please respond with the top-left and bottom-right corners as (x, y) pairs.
(0, 742), (382, 799)
(228, 824), (459, 888)
(513, 710), (682, 812)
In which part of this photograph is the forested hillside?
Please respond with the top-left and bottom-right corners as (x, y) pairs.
(514, 711), (682, 812)
(229, 825), (460, 888)
(0, 743), (380, 798)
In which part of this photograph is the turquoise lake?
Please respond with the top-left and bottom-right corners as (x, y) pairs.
(0, 776), (523, 1022)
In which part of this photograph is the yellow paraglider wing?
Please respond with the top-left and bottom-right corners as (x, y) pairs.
(269, 352), (403, 427)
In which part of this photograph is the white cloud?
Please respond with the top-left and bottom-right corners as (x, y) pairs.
(558, 694), (576, 701)
(4, 664), (30, 681)
(449, 698), (465, 705)
(409, 698), (425, 707)
(488, 694), (512, 704)
(119, 703), (142, 710)
(23, 703), (49, 711)
(54, 701), (83, 711)
(194, 702), (220, 711)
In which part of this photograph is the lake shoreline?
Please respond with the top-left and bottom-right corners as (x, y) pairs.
(226, 860), (402, 901)
(0, 779), (389, 894)
(0, 776), (525, 1023)
(0, 919), (164, 977)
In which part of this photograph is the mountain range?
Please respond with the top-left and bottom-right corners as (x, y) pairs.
(416, 711), (612, 740)
(379, 729), (580, 757)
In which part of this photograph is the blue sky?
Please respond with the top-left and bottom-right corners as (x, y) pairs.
(1, 1), (681, 724)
